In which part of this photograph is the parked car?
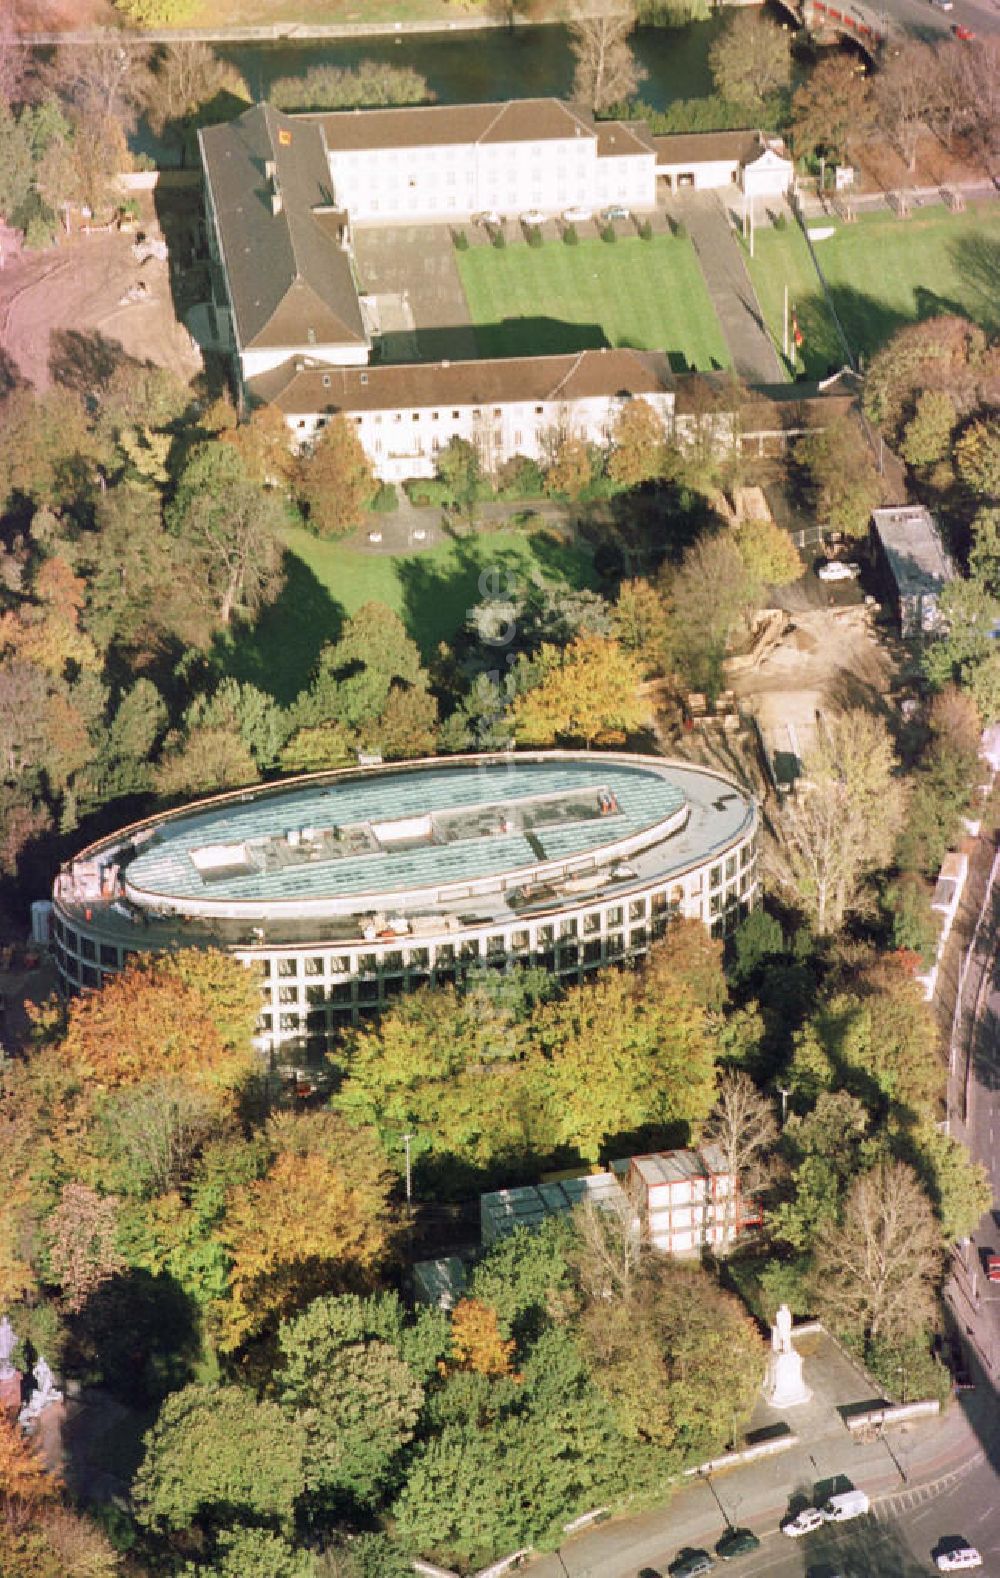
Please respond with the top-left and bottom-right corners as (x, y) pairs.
(817, 559), (861, 582)
(986, 1252), (1000, 1282)
(782, 1508), (826, 1538)
(668, 1550), (714, 1577)
(821, 1489), (869, 1522)
(600, 204), (631, 221)
(562, 205), (593, 223)
(952, 1366), (975, 1391)
(935, 1547), (982, 1571)
(952, 22), (975, 36)
(472, 210), (502, 228)
(715, 1528), (760, 1560)
(930, 0), (953, 10)
(519, 209), (546, 227)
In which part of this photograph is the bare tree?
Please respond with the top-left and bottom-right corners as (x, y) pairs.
(811, 1160), (942, 1346)
(0, 8), (29, 110)
(570, 1189), (644, 1305)
(767, 709), (904, 935)
(702, 1069), (778, 1250)
(42, 31), (153, 135)
(873, 41), (937, 174)
(143, 42), (246, 139)
(568, 0), (647, 115)
(708, 10), (791, 111)
(964, 38), (1000, 165)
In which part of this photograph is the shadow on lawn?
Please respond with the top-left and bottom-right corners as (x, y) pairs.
(470, 314), (608, 359)
(947, 233), (1000, 334)
(395, 528), (594, 660)
(214, 547), (345, 705)
(818, 283), (915, 368)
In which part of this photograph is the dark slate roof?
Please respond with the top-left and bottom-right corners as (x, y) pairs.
(310, 97), (642, 154)
(248, 348), (673, 416)
(198, 103), (367, 355)
(651, 129), (764, 166)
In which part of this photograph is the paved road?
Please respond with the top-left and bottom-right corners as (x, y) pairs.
(672, 193), (784, 385)
(876, 0), (1000, 42)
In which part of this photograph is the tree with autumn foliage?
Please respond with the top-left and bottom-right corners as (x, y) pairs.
(580, 1254), (764, 1458)
(0, 1414), (59, 1534)
(297, 415), (377, 536)
(510, 634), (649, 748)
(54, 948), (260, 1096)
(732, 516), (801, 597)
(607, 398), (668, 488)
(543, 434), (594, 499)
(612, 578), (672, 680)
(811, 1160), (941, 1349)
(215, 1111), (396, 1350)
(791, 52), (874, 162)
(44, 1183), (124, 1312)
(449, 1298), (518, 1378)
(527, 962), (719, 1161)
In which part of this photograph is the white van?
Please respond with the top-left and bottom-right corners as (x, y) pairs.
(822, 1489), (870, 1522)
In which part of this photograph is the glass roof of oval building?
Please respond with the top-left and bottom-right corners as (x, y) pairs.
(123, 758), (701, 907)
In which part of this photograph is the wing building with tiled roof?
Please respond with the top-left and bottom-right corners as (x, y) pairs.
(249, 347), (675, 483)
(198, 103), (370, 385)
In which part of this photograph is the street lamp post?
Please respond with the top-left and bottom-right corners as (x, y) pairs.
(778, 1086), (791, 1126)
(402, 1132), (414, 1206)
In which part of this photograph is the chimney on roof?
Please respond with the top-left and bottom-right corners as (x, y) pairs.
(264, 159), (276, 180)
(271, 189), (283, 215)
(441, 359), (450, 368)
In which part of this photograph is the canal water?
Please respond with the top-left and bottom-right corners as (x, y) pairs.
(217, 21), (725, 112)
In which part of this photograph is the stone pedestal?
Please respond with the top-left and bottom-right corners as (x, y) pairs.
(763, 1344), (812, 1408)
(762, 1302), (811, 1409)
(0, 1369), (21, 1418)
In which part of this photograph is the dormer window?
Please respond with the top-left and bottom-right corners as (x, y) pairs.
(322, 374), (331, 389)
(307, 328), (316, 344)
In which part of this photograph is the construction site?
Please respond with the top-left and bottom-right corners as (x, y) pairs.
(649, 485), (899, 810)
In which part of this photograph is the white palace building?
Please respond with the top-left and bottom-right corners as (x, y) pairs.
(53, 753), (758, 1057)
(198, 100), (792, 481)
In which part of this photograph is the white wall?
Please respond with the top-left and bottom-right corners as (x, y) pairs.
(330, 134), (655, 223)
(287, 390), (675, 482)
(242, 342), (369, 383)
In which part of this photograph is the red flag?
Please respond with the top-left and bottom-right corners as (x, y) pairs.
(792, 308), (804, 349)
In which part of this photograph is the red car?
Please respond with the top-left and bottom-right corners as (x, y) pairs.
(952, 23), (976, 39)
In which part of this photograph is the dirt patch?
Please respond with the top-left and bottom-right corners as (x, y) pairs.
(13, 0), (117, 31)
(728, 602), (897, 788)
(0, 217), (203, 392)
(851, 128), (993, 196)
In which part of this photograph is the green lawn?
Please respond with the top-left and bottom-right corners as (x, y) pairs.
(746, 203), (1000, 378)
(743, 221), (847, 382)
(456, 233), (731, 373)
(221, 522), (597, 704)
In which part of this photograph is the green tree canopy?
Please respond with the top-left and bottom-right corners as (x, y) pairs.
(132, 1383), (307, 1534)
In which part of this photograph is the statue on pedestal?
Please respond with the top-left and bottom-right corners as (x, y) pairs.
(762, 1302), (811, 1408)
(18, 1355), (62, 1429)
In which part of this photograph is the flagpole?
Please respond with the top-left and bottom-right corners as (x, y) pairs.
(783, 285), (789, 359)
